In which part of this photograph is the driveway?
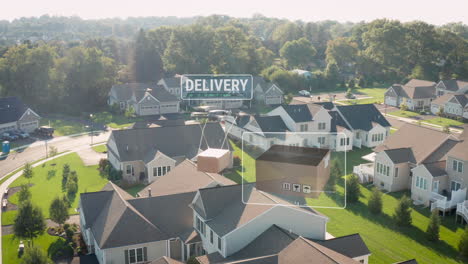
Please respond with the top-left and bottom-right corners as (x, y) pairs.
(77, 146), (106, 166)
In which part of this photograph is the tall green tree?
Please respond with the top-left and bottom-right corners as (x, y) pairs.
(346, 175), (361, 203)
(325, 37), (359, 73)
(280, 38), (316, 69)
(426, 210), (440, 241)
(393, 195), (412, 227)
(49, 197), (69, 228)
(18, 184), (31, 204)
(131, 29), (164, 82)
(368, 187), (383, 214)
(20, 246), (51, 264)
(13, 201), (46, 244)
(23, 162), (34, 183)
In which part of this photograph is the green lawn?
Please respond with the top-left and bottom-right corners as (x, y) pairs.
(388, 110), (420, 118)
(40, 118), (87, 136)
(2, 152), (109, 225)
(92, 144), (107, 153)
(224, 140), (256, 183)
(343, 87), (387, 105)
(2, 233), (64, 264)
(229, 144), (465, 264)
(92, 112), (143, 129)
(123, 184), (148, 197)
(423, 117), (465, 127)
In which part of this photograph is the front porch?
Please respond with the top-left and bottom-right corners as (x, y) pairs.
(353, 163), (374, 183)
(456, 200), (468, 224)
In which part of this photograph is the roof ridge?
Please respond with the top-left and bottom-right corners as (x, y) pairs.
(298, 236), (343, 263)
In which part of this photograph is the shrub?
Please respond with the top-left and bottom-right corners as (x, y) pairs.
(47, 239), (73, 260)
(233, 156), (241, 167)
(459, 226), (468, 257)
(368, 188), (383, 214)
(346, 175), (361, 203)
(426, 210), (440, 241)
(393, 195), (412, 227)
(49, 146), (58, 157)
(442, 125), (450, 133)
(98, 158), (109, 172)
(18, 184), (31, 204)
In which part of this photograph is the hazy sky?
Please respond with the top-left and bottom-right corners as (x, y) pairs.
(2, 0), (467, 25)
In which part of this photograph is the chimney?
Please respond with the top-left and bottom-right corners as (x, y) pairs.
(148, 188), (152, 197)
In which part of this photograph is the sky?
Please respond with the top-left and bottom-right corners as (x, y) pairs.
(2, 0), (467, 25)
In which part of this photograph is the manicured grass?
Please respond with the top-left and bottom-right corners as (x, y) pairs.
(40, 118), (87, 136)
(423, 117), (465, 127)
(123, 184), (148, 197)
(230, 144), (465, 264)
(390, 127), (398, 134)
(92, 144), (107, 153)
(388, 110), (420, 118)
(343, 87), (387, 105)
(2, 233), (63, 264)
(92, 112), (143, 129)
(2, 152), (108, 225)
(224, 140), (256, 183)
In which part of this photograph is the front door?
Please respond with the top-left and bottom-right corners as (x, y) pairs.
(433, 181), (439, 193)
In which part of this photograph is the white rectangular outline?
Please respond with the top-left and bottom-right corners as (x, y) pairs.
(241, 131), (348, 209)
(180, 74), (254, 101)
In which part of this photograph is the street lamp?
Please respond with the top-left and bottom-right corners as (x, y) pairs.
(87, 113), (94, 145)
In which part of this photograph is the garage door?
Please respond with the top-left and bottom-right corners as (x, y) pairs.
(385, 97), (397, 106)
(20, 121), (39, 132)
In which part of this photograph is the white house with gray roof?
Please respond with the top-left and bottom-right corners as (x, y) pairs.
(252, 76), (284, 105)
(431, 93), (468, 119)
(0, 96), (41, 133)
(106, 123), (231, 183)
(108, 83), (180, 116)
(384, 79), (436, 111)
(435, 79), (468, 97)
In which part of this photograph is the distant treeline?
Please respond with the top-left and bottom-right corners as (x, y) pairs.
(0, 15), (467, 114)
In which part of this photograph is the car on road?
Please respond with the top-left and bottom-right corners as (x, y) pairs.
(2, 132), (18, 141)
(298, 90), (311, 97)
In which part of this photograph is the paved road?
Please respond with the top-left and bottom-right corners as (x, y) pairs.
(0, 131), (110, 180)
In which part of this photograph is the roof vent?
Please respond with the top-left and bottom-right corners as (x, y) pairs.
(126, 145), (129, 151)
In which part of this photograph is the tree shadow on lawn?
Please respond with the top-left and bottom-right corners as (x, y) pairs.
(345, 198), (460, 260)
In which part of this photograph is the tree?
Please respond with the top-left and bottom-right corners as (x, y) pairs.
(325, 37), (358, 72)
(130, 29), (164, 82)
(49, 197), (69, 228)
(23, 162), (34, 182)
(346, 175), (361, 203)
(426, 210), (440, 241)
(62, 164), (70, 190)
(368, 188), (383, 214)
(393, 195), (412, 227)
(327, 159), (343, 191)
(459, 226), (468, 257)
(20, 246), (51, 264)
(437, 106), (445, 120)
(13, 201), (46, 244)
(348, 79), (355, 89)
(325, 61), (340, 83)
(280, 38), (316, 69)
(18, 184), (31, 204)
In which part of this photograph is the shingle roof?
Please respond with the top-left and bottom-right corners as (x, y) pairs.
(109, 123), (229, 162)
(191, 184), (323, 236)
(111, 83), (178, 102)
(314, 102), (335, 110)
(80, 182), (196, 249)
(314, 233), (370, 258)
(281, 104), (313, 123)
(336, 104), (390, 131)
(329, 111), (351, 133)
(161, 77), (181, 88)
(405, 79), (436, 88)
(197, 226), (367, 264)
(437, 80), (468, 92)
(374, 124), (457, 164)
(0, 97), (32, 124)
(389, 79), (436, 99)
(448, 137), (468, 161)
(253, 116), (289, 133)
(453, 94), (468, 107)
(150, 256), (184, 264)
(257, 145), (330, 166)
(431, 94), (452, 105)
(384, 148), (415, 164)
(423, 162), (447, 177)
(138, 159), (235, 198)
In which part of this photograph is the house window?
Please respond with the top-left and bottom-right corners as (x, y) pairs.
(162, 166), (167, 175)
(318, 122), (326, 130)
(300, 124), (308, 132)
(153, 167), (157, 177)
(218, 237), (222, 250)
(318, 137), (325, 145)
(453, 160), (464, 173)
(119, 102), (125, 109)
(196, 217), (201, 231)
(126, 165), (133, 175)
(127, 248), (146, 264)
(416, 176), (427, 190)
(158, 167), (162, 176)
(394, 167), (399, 178)
(451, 181), (461, 191)
(433, 181), (439, 192)
(210, 230), (214, 244)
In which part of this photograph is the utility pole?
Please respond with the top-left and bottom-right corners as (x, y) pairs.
(90, 114), (94, 145)
(45, 139), (48, 158)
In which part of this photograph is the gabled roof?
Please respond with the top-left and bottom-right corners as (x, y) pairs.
(423, 162), (447, 177)
(281, 104), (313, 123)
(109, 123), (229, 162)
(110, 83), (178, 102)
(383, 148), (415, 164)
(405, 79), (436, 88)
(314, 101), (335, 110)
(388, 79), (436, 99)
(150, 256), (184, 264)
(138, 159), (235, 197)
(448, 135), (468, 161)
(453, 94), (468, 107)
(329, 110), (351, 132)
(160, 77), (181, 88)
(431, 94), (452, 105)
(374, 124), (457, 164)
(80, 182), (197, 249)
(197, 225), (367, 264)
(437, 80), (468, 92)
(191, 184), (323, 236)
(253, 115), (289, 133)
(336, 104), (390, 131)
(0, 97), (34, 124)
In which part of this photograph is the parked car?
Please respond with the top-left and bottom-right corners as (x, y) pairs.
(35, 126), (54, 137)
(2, 132), (18, 141)
(299, 90), (311, 97)
(18, 131), (29, 139)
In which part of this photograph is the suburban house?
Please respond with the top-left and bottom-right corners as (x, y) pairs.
(256, 145), (331, 199)
(291, 69), (313, 80)
(226, 103), (389, 152)
(108, 83), (180, 116)
(252, 76), (284, 105)
(106, 122), (231, 183)
(80, 161), (372, 264)
(158, 77), (181, 98)
(368, 124), (468, 219)
(384, 79), (436, 111)
(0, 96), (41, 133)
(435, 79), (468, 96)
(430, 93), (468, 119)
